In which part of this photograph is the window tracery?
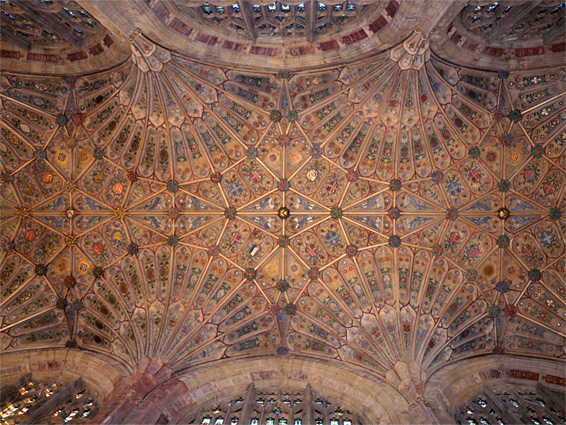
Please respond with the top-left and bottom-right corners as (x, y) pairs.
(0, 374), (99, 425)
(180, 384), (364, 425)
(502, 2), (565, 41)
(456, 383), (566, 425)
(170, 0), (382, 40)
(0, 0), (102, 49)
(460, 1), (565, 42)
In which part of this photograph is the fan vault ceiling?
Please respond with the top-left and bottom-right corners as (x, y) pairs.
(0, 0), (565, 420)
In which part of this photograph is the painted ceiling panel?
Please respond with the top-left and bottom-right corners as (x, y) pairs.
(0, 30), (564, 382)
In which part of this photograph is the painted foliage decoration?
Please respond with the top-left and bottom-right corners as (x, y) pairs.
(0, 30), (564, 389)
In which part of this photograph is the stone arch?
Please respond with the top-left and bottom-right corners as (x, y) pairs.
(0, 348), (130, 402)
(424, 355), (565, 423)
(0, 348), (130, 424)
(125, 357), (408, 424)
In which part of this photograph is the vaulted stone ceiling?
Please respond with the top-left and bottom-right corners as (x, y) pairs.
(0, 0), (565, 411)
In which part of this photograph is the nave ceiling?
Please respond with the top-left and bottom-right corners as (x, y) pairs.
(0, 0), (565, 413)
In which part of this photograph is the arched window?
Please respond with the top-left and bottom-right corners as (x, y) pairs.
(0, 374), (99, 424)
(180, 384), (364, 425)
(456, 383), (565, 425)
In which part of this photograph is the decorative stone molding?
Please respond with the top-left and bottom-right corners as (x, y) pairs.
(128, 29), (172, 73)
(385, 361), (426, 404)
(389, 29), (431, 70)
(91, 357), (172, 424)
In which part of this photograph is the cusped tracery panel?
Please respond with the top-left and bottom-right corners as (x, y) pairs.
(455, 383), (565, 425)
(460, 1), (565, 43)
(179, 384), (366, 425)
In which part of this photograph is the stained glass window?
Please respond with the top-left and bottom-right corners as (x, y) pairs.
(456, 384), (565, 425)
(180, 385), (364, 425)
(0, 374), (99, 425)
